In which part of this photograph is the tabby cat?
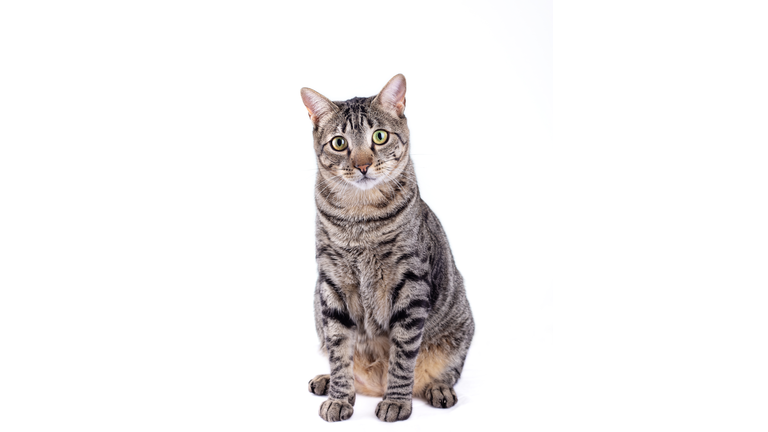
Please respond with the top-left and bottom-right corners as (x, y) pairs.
(301, 74), (474, 422)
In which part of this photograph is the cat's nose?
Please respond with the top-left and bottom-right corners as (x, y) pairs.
(355, 164), (371, 174)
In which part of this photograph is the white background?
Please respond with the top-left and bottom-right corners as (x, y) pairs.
(1, 1), (766, 431)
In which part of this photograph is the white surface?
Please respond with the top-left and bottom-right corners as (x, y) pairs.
(555, 3), (768, 430)
(3, 1), (767, 431)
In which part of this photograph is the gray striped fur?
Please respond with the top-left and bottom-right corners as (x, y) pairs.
(301, 75), (474, 422)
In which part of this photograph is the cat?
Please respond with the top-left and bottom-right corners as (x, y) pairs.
(301, 74), (474, 422)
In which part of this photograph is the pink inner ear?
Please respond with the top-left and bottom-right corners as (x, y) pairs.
(301, 88), (334, 124)
(378, 75), (407, 116)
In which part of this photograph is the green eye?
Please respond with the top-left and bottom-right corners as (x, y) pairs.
(372, 130), (388, 145)
(330, 136), (347, 151)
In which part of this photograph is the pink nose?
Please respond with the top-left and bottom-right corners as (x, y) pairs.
(356, 164), (371, 174)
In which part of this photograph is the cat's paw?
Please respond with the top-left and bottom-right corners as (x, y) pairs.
(308, 374), (330, 396)
(425, 386), (457, 408)
(375, 399), (412, 422)
(319, 398), (354, 422)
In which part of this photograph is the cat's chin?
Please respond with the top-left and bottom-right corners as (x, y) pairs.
(351, 176), (381, 190)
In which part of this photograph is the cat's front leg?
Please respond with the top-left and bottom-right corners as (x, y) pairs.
(377, 288), (430, 422)
(318, 284), (357, 422)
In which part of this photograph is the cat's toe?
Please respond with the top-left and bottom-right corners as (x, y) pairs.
(319, 399), (354, 422)
(375, 399), (412, 422)
(425, 386), (457, 408)
(308, 374), (330, 396)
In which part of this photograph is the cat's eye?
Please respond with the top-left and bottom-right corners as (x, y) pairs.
(372, 130), (389, 145)
(330, 137), (347, 151)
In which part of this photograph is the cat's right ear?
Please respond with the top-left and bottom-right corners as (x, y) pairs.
(301, 88), (338, 126)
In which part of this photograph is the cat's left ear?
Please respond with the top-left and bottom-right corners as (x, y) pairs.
(301, 87), (338, 126)
(373, 74), (406, 117)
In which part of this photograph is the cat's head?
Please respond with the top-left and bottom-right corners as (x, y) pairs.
(301, 74), (410, 191)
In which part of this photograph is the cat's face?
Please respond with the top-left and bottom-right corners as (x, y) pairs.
(301, 75), (410, 191)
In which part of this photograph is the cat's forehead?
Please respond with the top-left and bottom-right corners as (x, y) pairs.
(330, 96), (377, 135)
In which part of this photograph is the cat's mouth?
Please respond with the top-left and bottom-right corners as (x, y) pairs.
(353, 175), (379, 190)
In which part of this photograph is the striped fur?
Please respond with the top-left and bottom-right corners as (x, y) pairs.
(302, 75), (474, 422)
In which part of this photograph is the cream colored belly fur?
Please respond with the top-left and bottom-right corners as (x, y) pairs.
(352, 335), (450, 397)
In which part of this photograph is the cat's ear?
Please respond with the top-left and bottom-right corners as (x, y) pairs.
(301, 87), (338, 126)
(373, 74), (406, 117)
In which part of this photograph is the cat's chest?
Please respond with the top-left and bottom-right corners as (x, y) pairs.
(339, 249), (392, 333)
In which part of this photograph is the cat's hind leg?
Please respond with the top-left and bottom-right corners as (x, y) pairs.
(423, 383), (458, 408)
(308, 374), (357, 404)
(413, 343), (467, 409)
(308, 374), (330, 396)
(418, 361), (460, 409)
